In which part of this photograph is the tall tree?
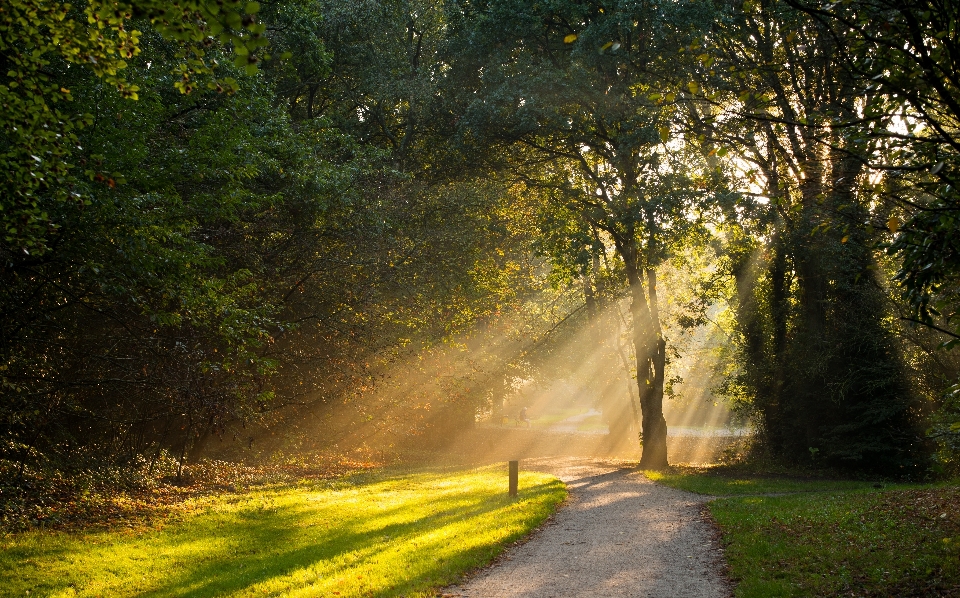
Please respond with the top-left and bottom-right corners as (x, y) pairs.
(693, 0), (927, 471)
(779, 0), (960, 341)
(445, 0), (719, 467)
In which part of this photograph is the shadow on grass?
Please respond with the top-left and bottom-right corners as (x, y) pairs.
(151, 479), (562, 596)
(646, 465), (889, 496)
(8, 470), (565, 598)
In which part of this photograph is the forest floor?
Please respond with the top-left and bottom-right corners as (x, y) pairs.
(443, 457), (730, 598)
(0, 454), (385, 534)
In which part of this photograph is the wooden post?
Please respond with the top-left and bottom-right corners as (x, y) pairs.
(509, 460), (518, 497)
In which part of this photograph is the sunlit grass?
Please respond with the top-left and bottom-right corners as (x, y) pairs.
(1, 467), (565, 597)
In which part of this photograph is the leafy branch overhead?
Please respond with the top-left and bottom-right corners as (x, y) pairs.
(0, 0), (266, 252)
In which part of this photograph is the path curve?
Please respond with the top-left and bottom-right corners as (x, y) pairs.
(444, 457), (730, 598)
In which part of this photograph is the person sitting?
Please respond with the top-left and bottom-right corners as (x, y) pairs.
(518, 406), (531, 428)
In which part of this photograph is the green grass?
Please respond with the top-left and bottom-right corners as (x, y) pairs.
(1, 466), (565, 598)
(645, 466), (883, 496)
(711, 488), (960, 597)
(646, 468), (960, 597)
(573, 415), (608, 433)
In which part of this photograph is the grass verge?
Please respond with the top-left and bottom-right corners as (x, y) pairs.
(647, 467), (960, 597)
(1, 465), (565, 597)
(645, 466), (882, 496)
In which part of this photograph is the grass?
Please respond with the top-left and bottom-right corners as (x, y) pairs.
(645, 466), (883, 496)
(1, 466), (566, 598)
(1, 453), (384, 533)
(647, 467), (960, 597)
(525, 407), (586, 427)
(712, 488), (960, 597)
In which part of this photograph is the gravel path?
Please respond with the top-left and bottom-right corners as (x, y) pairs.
(444, 457), (730, 598)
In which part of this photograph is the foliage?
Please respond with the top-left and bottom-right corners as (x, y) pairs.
(1, 0), (547, 487)
(781, 0), (960, 344)
(0, 0), (266, 253)
(2, 23), (287, 484)
(690, 0), (931, 474)
(0, 466), (566, 597)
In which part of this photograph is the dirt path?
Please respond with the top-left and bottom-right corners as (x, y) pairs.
(444, 457), (730, 598)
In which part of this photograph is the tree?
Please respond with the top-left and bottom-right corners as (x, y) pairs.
(693, 0), (928, 472)
(782, 0), (960, 345)
(1, 0), (554, 485)
(445, 0), (720, 467)
(0, 0), (266, 254)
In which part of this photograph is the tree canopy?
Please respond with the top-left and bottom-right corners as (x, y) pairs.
(2, 0), (959, 491)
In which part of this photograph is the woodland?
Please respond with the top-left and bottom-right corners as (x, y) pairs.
(2, 0), (960, 518)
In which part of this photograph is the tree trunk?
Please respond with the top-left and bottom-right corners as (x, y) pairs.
(768, 227), (789, 453)
(619, 235), (668, 469)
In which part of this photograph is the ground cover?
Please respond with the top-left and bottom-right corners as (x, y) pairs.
(648, 468), (960, 597)
(645, 466), (882, 495)
(0, 453), (385, 533)
(1, 466), (565, 598)
(572, 414), (609, 433)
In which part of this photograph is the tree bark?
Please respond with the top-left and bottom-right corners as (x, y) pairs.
(618, 234), (668, 469)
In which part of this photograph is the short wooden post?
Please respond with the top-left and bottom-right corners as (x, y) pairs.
(509, 460), (519, 497)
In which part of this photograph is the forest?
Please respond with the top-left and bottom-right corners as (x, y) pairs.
(2, 0), (960, 519)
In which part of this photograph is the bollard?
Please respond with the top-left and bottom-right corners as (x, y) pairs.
(509, 460), (518, 497)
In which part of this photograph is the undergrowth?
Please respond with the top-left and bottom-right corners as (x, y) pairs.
(0, 451), (382, 533)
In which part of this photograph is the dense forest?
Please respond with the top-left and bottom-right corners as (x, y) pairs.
(2, 0), (959, 503)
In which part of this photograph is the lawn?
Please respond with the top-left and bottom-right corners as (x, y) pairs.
(711, 488), (960, 597)
(645, 466), (882, 496)
(1, 466), (565, 598)
(648, 467), (960, 597)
